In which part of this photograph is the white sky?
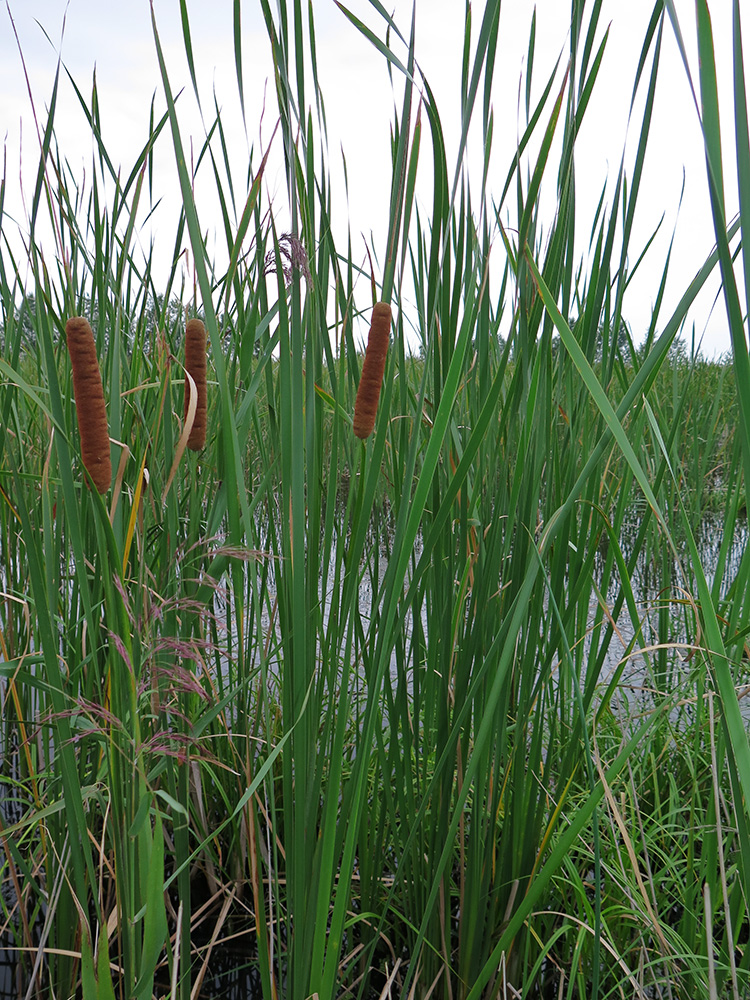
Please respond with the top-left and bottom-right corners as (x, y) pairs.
(1, 1), (747, 357)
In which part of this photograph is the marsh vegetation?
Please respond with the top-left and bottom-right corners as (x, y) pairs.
(1, 1), (750, 998)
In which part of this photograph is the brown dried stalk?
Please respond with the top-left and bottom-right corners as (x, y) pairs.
(353, 302), (391, 440)
(184, 318), (208, 451)
(65, 317), (112, 493)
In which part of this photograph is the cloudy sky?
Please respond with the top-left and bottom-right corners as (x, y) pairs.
(1, 1), (747, 356)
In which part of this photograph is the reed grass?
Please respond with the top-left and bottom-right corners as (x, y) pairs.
(0, 1), (749, 998)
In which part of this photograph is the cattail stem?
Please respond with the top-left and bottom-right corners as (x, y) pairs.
(184, 318), (208, 451)
(353, 302), (391, 440)
(65, 317), (112, 493)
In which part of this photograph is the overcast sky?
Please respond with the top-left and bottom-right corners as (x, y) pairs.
(1, 1), (747, 357)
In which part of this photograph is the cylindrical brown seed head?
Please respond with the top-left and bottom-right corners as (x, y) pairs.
(184, 318), (207, 451)
(353, 302), (391, 440)
(65, 317), (112, 493)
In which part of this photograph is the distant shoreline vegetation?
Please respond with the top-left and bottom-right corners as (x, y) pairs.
(1, 290), (737, 365)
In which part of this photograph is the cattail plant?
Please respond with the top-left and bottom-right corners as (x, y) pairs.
(184, 317), (208, 451)
(353, 301), (391, 439)
(65, 317), (112, 493)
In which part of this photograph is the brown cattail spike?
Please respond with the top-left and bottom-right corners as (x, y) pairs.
(65, 317), (112, 493)
(353, 302), (391, 440)
(184, 318), (207, 451)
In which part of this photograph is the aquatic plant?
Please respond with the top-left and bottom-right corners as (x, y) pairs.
(65, 316), (111, 492)
(353, 301), (391, 439)
(0, 1), (749, 998)
(183, 317), (208, 450)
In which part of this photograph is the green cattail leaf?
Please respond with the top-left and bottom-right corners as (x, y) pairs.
(96, 934), (117, 1000)
(178, 0), (201, 109)
(333, 3), (411, 78)
(525, 249), (666, 529)
(133, 811), (167, 1000)
(233, 0), (245, 120)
